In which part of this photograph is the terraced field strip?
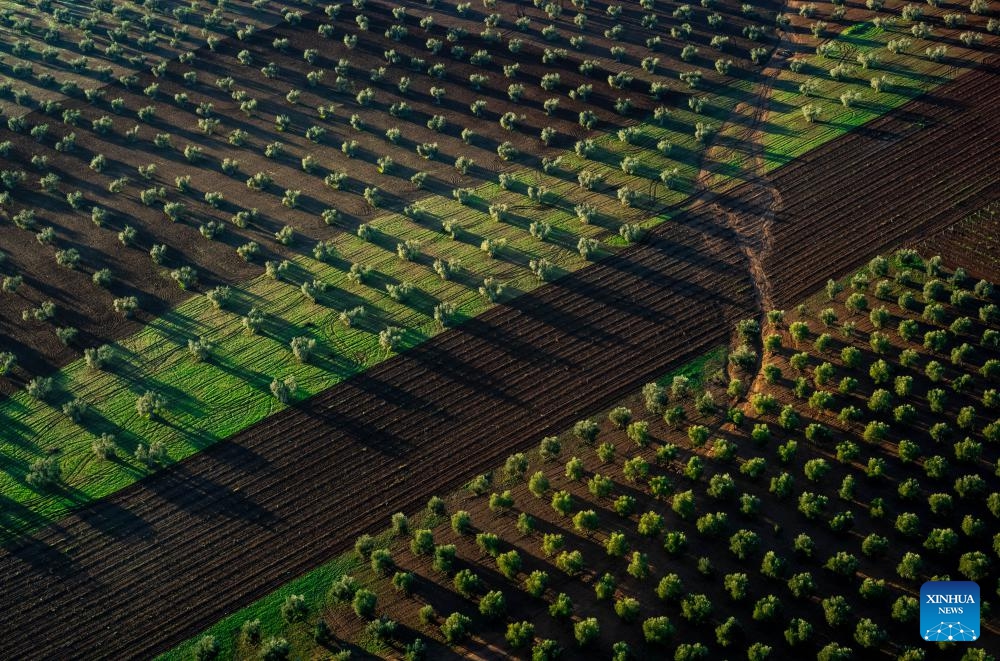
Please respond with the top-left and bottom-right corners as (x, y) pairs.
(0, 195), (756, 659)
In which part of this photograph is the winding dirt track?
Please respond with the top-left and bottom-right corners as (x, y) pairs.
(1, 57), (999, 661)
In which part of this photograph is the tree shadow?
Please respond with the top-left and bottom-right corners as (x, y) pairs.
(67, 492), (154, 542)
(144, 462), (278, 527)
(0, 493), (62, 547)
(294, 396), (415, 458)
(0, 534), (80, 578)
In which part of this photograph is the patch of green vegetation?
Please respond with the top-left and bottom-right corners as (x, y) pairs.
(655, 345), (728, 389)
(841, 21), (884, 42)
(0, 182), (594, 539)
(159, 551), (362, 661)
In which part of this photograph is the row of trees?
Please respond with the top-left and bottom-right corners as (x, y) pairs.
(790, 0), (992, 124)
(0, 0), (278, 72)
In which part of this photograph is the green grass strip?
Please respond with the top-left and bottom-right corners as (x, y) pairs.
(159, 551), (363, 661)
(761, 21), (980, 169)
(653, 344), (729, 388)
(0, 185), (591, 539)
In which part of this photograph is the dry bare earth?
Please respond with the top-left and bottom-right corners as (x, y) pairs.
(1, 22), (999, 661)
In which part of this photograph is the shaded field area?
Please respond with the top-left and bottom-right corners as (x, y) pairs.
(0, 200), (756, 659)
(757, 58), (1000, 307)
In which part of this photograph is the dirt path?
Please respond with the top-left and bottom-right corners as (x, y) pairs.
(692, 0), (828, 317)
(701, 51), (785, 317)
(690, 7), (794, 395)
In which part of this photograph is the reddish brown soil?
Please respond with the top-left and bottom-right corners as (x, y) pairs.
(327, 372), (731, 659)
(754, 56), (1000, 309)
(0, 197), (756, 659)
(0, 0), (771, 393)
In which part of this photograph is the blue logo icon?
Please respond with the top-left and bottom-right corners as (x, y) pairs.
(920, 581), (980, 642)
